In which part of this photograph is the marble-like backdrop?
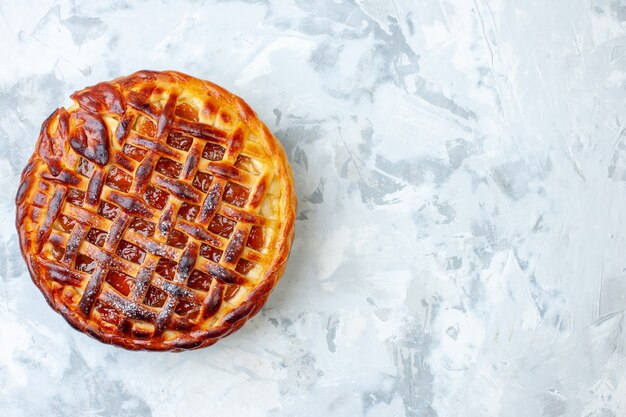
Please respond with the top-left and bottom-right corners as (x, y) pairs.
(1, 1), (626, 416)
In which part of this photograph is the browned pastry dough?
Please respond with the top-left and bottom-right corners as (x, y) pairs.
(16, 70), (296, 351)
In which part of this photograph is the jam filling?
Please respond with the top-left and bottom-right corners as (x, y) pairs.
(223, 182), (249, 207)
(199, 244), (222, 263)
(224, 285), (239, 300)
(144, 285), (167, 307)
(156, 257), (177, 281)
(123, 144), (148, 161)
(66, 189), (85, 206)
(166, 229), (188, 249)
(192, 171), (213, 193)
(166, 131), (193, 151)
(235, 259), (255, 276)
(128, 217), (156, 237)
(202, 143), (225, 161)
(138, 118), (157, 137)
(116, 240), (146, 264)
(246, 225), (264, 251)
(105, 270), (133, 296)
(175, 103), (199, 122)
(106, 166), (133, 192)
(155, 157), (182, 178)
(143, 184), (169, 209)
(98, 201), (120, 221)
(235, 155), (258, 174)
(86, 228), (107, 247)
(95, 301), (122, 325)
(174, 300), (200, 318)
(58, 214), (77, 232)
(178, 202), (199, 222)
(75, 253), (97, 274)
(187, 269), (212, 291)
(51, 245), (65, 261)
(208, 214), (235, 238)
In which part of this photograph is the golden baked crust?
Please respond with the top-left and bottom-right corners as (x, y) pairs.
(16, 70), (296, 351)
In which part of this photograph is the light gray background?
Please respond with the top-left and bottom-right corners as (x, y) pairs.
(1, 1), (626, 416)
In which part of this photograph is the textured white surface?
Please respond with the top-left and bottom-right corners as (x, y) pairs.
(1, 0), (626, 416)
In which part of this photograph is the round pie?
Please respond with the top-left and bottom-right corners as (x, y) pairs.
(16, 70), (296, 351)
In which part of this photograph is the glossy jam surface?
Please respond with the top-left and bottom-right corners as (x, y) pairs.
(175, 103), (199, 121)
(86, 228), (107, 247)
(75, 253), (97, 274)
(202, 143), (225, 161)
(128, 217), (156, 237)
(51, 245), (65, 261)
(116, 240), (146, 264)
(246, 225), (264, 251)
(106, 166), (133, 192)
(166, 229), (188, 249)
(192, 172), (213, 192)
(155, 157), (182, 178)
(98, 202), (120, 221)
(187, 269), (212, 291)
(144, 285), (167, 307)
(58, 214), (77, 232)
(235, 155), (258, 174)
(156, 257), (177, 280)
(174, 300), (200, 318)
(143, 184), (169, 209)
(66, 189), (85, 206)
(166, 131), (193, 151)
(123, 144), (148, 161)
(200, 244), (223, 263)
(224, 285), (239, 300)
(94, 301), (122, 325)
(223, 182), (249, 207)
(208, 214), (236, 238)
(139, 118), (157, 137)
(235, 259), (255, 276)
(178, 203), (199, 221)
(105, 270), (134, 296)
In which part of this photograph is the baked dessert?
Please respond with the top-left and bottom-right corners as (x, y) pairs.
(16, 70), (296, 351)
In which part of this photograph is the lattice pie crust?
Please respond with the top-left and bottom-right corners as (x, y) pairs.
(16, 71), (296, 351)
